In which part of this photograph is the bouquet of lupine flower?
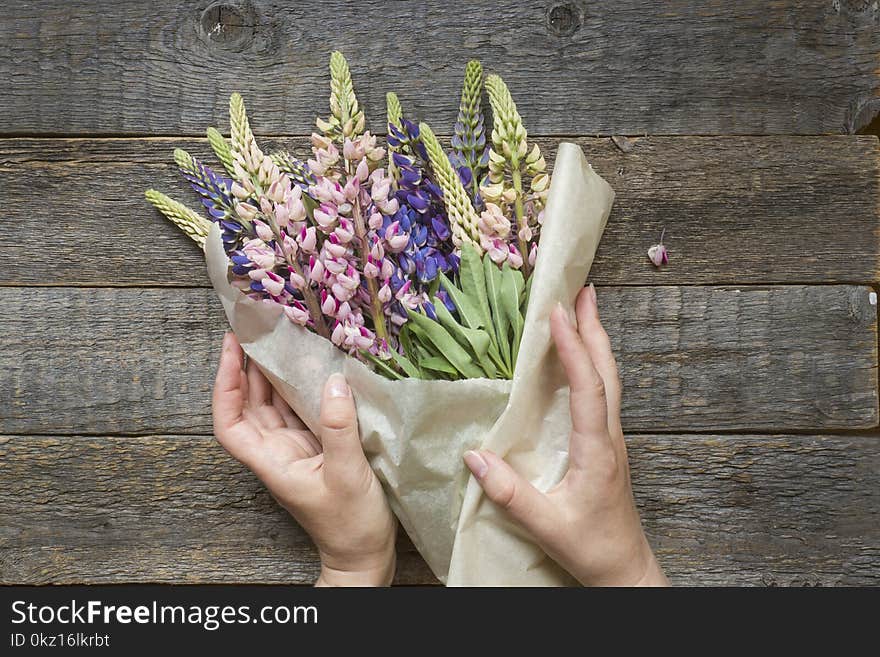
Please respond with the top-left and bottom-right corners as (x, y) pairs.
(147, 53), (548, 381)
(146, 53), (615, 585)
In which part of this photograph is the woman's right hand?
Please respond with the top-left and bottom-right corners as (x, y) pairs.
(463, 284), (668, 586)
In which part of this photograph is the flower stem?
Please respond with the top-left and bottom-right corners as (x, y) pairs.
(511, 167), (531, 278)
(269, 215), (329, 338)
(351, 199), (389, 344)
(291, 258), (330, 339)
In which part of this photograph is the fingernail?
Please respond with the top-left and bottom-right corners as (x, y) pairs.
(463, 450), (489, 479)
(326, 373), (350, 398)
(589, 282), (597, 304)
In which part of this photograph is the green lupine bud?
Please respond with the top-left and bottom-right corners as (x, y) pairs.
(386, 92), (403, 130)
(386, 92), (404, 182)
(145, 190), (211, 249)
(418, 122), (482, 250)
(229, 93), (255, 161)
(206, 127), (235, 175)
(173, 148), (195, 173)
(320, 51), (365, 142)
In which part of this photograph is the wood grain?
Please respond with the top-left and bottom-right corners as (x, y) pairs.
(2, 136), (878, 286)
(0, 285), (875, 435)
(1, 434), (876, 586)
(2, 1), (879, 136)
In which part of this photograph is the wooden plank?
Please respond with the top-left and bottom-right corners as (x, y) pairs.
(1, 136), (878, 286)
(2, 1), (878, 136)
(1, 434), (876, 586)
(0, 285), (875, 435)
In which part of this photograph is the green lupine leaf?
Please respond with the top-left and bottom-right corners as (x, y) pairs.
(361, 352), (404, 380)
(399, 325), (416, 362)
(433, 298), (497, 379)
(406, 309), (484, 379)
(522, 274), (533, 313)
(500, 263), (526, 370)
(389, 349), (422, 379)
(406, 324), (458, 379)
(420, 356), (458, 376)
(484, 255), (509, 367)
(458, 244), (494, 338)
(440, 270), (509, 375)
(439, 272), (483, 331)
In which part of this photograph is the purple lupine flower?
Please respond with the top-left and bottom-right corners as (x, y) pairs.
(449, 60), (489, 207)
(390, 150), (457, 285)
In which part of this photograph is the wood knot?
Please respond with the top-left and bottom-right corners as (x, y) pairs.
(845, 96), (880, 135)
(546, 3), (583, 37)
(199, 1), (257, 50)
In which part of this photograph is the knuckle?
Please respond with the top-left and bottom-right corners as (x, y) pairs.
(494, 477), (519, 512)
(320, 404), (356, 432)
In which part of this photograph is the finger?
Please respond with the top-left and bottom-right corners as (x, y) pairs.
(318, 373), (369, 489)
(550, 303), (609, 443)
(576, 284), (622, 431)
(246, 358), (273, 407)
(212, 333), (246, 436)
(464, 450), (557, 542)
(272, 389), (306, 431)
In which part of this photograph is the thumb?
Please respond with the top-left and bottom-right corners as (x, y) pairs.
(319, 373), (368, 488)
(463, 450), (557, 542)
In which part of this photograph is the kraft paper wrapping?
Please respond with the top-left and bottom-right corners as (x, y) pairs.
(206, 142), (614, 585)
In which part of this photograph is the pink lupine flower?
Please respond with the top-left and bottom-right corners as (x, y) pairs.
(484, 238), (508, 264)
(283, 304), (310, 326)
(506, 244), (524, 269)
(334, 218), (355, 243)
(289, 270), (306, 289)
(337, 265), (360, 291)
(355, 159), (370, 182)
(261, 271), (285, 296)
(324, 234), (348, 259)
(529, 243), (538, 268)
(363, 257), (380, 279)
(242, 239), (276, 270)
(299, 226), (317, 253)
(313, 203), (339, 230)
(321, 290), (337, 315)
(324, 257), (347, 275)
(254, 220), (273, 242)
(235, 202), (258, 222)
(308, 255), (324, 282)
(332, 283), (355, 302)
(281, 233), (298, 257)
(648, 229), (668, 267)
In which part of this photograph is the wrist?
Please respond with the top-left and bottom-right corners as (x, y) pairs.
(583, 536), (668, 587)
(622, 538), (668, 587)
(632, 549), (668, 587)
(315, 549), (396, 587)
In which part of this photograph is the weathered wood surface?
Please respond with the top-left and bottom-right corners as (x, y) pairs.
(2, 136), (878, 287)
(2, 1), (879, 136)
(1, 434), (876, 586)
(1, 285), (875, 435)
